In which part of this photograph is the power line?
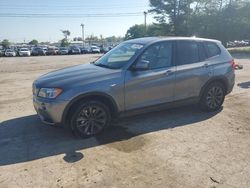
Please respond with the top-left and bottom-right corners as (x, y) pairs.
(0, 12), (144, 18)
(0, 5), (147, 10)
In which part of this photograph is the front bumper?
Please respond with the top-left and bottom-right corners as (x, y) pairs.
(19, 53), (30, 56)
(33, 96), (69, 125)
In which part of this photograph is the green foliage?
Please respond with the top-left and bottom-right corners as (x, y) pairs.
(61, 30), (71, 39)
(149, 0), (193, 35)
(60, 30), (71, 47)
(73, 37), (83, 41)
(125, 25), (146, 40)
(1, 39), (10, 49)
(29, 39), (38, 45)
(61, 38), (69, 47)
(228, 47), (250, 54)
(124, 23), (171, 40)
(140, 0), (250, 43)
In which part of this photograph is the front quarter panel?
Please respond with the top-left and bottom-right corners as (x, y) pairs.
(57, 71), (125, 112)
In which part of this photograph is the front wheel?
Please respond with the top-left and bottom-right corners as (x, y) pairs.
(70, 101), (111, 138)
(200, 82), (226, 111)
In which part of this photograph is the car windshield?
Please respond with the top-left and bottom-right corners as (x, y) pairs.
(94, 43), (144, 69)
(6, 49), (13, 52)
(60, 47), (67, 50)
(20, 48), (28, 51)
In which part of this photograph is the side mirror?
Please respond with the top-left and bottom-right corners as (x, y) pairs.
(133, 60), (150, 71)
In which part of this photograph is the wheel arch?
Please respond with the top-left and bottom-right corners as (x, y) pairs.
(62, 92), (119, 125)
(199, 76), (229, 99)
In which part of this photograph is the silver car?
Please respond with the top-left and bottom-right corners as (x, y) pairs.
(33, 37), (235, 137)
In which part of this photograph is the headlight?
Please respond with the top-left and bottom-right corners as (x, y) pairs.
(38, 88), (63, 99)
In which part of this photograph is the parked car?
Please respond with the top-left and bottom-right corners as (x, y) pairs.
(58, 47), (69, 55)
(5, 49), (16, 57)
(69, 46), (81, 55)
(18, 48), (31, 56)
(90, 46), (101, 53)
(100, 46), (110, 54)
(46, 47), (58, 55)
(33, 37), (235, 138)
(80, 47), (90, 54)
(32, 47), (46, 56)
(0, 49), (4, 57)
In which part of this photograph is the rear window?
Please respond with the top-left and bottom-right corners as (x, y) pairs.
(177, 41), (199, 65)
(204, 42), (221, 58)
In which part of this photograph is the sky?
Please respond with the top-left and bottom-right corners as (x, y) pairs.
(0, 0), (154, 43)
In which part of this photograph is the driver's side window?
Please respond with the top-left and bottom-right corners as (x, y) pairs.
(139, 42), (173, 70)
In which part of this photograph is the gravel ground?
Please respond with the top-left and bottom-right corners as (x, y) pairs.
(0, 55), (249, 188)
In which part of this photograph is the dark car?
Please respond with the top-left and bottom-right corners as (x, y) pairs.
(100, 46), (110, 54)
(0, 49), (4, 57)
(32, 47), (46, 56)
(80, 47), (90, 54)
(69, 46), (81, 55)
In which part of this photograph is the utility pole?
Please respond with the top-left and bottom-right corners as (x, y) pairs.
(144, 11), (147, 30)
(80, 23), (85, 46)
(144, 11), (148, 36)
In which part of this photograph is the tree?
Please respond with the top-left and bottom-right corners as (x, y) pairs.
(125, 24), (168, 40)
(148, 0), (250, 43)
(1, 39), (10, 49)
(149, 0), (194, 35)
(29, 39), (38, 46)
(61, 30), (71, 40)
(125, 24), (146, 40)
(60, 30), (71, 47)
(73, 37), (83, 41)
(60, 38), (69, 47)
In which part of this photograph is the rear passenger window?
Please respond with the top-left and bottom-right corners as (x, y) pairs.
(177, 41), (199, 65)
(204, 42), (221, 58)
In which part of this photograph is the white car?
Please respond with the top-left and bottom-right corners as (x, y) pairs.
(19, 48), (31, 56)
(90, 46), (101, 53)
(5, 49), (16, 57)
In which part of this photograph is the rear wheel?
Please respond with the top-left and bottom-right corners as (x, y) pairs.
(70, 101), (111, 138)
(200, 82), (226, 111)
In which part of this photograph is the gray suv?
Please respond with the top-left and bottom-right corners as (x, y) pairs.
(33, 37), (235, 137)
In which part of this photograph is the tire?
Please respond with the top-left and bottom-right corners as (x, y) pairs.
(200, 82), (226, 112)
(70, 101), (111, 138)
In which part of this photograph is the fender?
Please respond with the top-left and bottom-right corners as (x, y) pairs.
(62, 92), (119, 125)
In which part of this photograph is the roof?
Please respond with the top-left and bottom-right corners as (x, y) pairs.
(124, 36), (220, 45)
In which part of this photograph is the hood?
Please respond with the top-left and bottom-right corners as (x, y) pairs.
(34, 63), (122, 88)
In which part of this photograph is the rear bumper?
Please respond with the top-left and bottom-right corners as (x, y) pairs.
(226, 72), (235, 94)
(33, 96), (69, 125)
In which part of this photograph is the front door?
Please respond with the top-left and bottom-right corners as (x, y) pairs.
(124, 41), (175, 111)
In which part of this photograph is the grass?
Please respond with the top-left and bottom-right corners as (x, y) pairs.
(227, 47), (250, 54)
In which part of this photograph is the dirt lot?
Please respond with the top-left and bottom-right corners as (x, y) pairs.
(0, 54), (249, 188)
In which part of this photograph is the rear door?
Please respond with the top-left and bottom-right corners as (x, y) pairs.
(124, 41), (175, 110)
(174, 40), (213, 101)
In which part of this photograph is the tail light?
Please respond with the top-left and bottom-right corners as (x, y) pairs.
(230, 59), (236, 69)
